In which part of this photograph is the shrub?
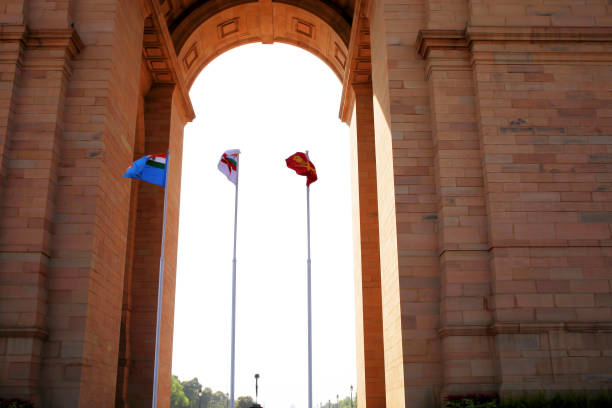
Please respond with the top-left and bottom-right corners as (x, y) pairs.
(445, 394), (500, 408)
(501, 391), (612, 408)
(0, 399), (34, 408)
(444, 391), (612, 408)
(501, 392), (548, 408)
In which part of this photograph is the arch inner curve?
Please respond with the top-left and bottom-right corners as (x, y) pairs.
(169, 1), (351, 89)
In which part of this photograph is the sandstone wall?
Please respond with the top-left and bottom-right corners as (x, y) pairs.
(370, 0), (612, 406)
(0, 1), (611, 407)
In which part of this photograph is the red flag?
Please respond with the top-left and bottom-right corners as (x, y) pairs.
(286, 152), (317, 186)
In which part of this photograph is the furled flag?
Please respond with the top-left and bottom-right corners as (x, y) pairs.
(124, 153), (167, 187)
(218, 149), (240, 185)
(286, 152), (317, 186)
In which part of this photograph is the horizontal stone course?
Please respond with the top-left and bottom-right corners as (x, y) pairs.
(1, 0), (612, 407)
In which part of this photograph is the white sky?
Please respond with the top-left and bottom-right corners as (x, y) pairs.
(172, 43), (356, 408)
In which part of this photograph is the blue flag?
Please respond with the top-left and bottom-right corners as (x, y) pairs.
(124, 153), (167, 187)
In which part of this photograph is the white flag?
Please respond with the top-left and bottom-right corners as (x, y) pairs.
(217, 149), (240, 185)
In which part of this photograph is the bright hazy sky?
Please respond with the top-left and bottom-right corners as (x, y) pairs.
(172, 43), (356, 408)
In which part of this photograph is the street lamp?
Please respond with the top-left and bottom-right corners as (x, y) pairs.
(336, 394), (339, 408)
(350, 385), (353, 408)
(255, 373), (260, 403)
(198, 391), (203, 408)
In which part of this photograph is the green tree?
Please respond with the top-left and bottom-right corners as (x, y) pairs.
(170, 375), (190, 408)
(339, 396), (356, 408)
(320, 395), (356, 408)
(170, 377), (255, 408)
(211, 391), (228, 408)
(199, 387), (213, 408)
(235, 396), (254, 408)
(181, 377), (203, 407)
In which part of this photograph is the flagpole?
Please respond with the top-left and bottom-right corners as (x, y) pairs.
(152, 151), (170, 408)
(230, 153), (240, 408)
(305, 150), (313, 408)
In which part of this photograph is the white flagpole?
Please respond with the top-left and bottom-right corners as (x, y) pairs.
(152, 151), (170, 408)
(230, 153), (240, 408)
(305, 150), (313, 408)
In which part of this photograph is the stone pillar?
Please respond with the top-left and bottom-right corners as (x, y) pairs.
(115, 178), (139, 408)
(469, 22), (612, 396)
(35, 1), (145, 406)
(0, 22), (25, 198)
(369, 0), (441, 406)
(115, 82), (148, 407)
(125, 84), (185, 408)
(350, 82), (386, 408)
(0, 19), (82, 408)
(0, 20), (26, 398)
(0, 24), (27, 392)
(158, 87), (186, 408)
(416, 28), (496, 398)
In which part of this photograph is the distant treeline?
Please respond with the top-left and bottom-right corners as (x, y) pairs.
(171, 376), (254, 408)
(171, 374), (357, 408)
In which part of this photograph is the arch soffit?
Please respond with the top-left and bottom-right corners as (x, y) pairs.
(171, 0), (351, 52)
(172, 2), (351, 90)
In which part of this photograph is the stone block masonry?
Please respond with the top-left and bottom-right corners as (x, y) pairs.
(0, 0), (611, 407)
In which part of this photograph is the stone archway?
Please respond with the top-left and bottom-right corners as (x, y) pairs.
(0, 0), (391, 406)
(4, 1), (611, 407)
(114, 2), (385, 408)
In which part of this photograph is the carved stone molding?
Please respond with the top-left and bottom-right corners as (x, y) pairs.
(293, 17), (315, 39)
(175, 2), (349, 90)
(145, 0), (196, 122)
(417, 26), (612, 69)
(0, 27), (83, 78)
(467, 26), (612, 43)
(438, 325), (489, 338)
(0, 26), (83, 73)
(339, 0), (371, 123)
(27, 28), (84, 59)
(416, 29), (467, 59)
(277, 0), (350, 44)
(416, 30), (472, 79)
(491, 322), (612, 334)
(171, 0), (351, 54)
(418, 26), (612, 56)
(0, 26), (83, 56)
(0, 25), (27, 69)
(0, 24), (28, 42)
(0, 327), (49, 340)
(217, 17), (241, 39)
(144, 16), (175, 84)
(439, 322), (612, 338)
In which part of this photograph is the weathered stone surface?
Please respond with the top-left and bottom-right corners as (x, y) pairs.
(0, 0), (611, 407)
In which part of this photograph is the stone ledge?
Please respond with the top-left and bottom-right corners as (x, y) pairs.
(0, 327), (48, 340)
(0, 24), (27, 41)
(417, 26), (612, 59)
(468, 26), (612, 43)
(27, 28), (84, 59)
(416, 29), (466, 59)
(0, 251), (50, 262)
(439, 322), (612, 337)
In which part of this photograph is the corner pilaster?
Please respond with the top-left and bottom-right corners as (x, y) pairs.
(417, 29), (495, 398)
(0, 25), (83, 405)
